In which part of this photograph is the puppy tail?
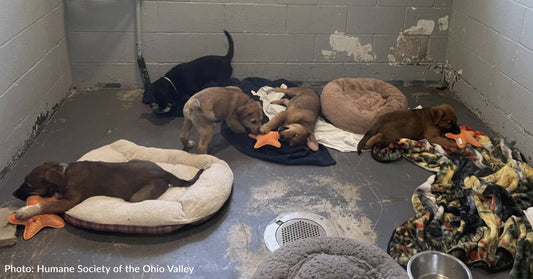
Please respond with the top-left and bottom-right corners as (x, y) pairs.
(223, 30), (234, 61)
(186, 98), (218, 122)
(357, 131), (373, 155)
(168, 169), (204, 187)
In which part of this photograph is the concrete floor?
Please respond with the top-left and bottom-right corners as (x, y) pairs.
(0, 85), (509, 278)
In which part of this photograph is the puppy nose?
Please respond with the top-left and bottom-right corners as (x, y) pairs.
(451, 123), (461, 133)
(250, 126), (260, 134)
(13, 189), (29, 201)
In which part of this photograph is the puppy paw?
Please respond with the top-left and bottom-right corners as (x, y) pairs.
(180, 137), (194, 149)
(259, 126), (270, 134)
(184, 140), (194, 149)
(15, 205), (41, 220)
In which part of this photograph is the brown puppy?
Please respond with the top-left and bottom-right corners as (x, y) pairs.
(13, 160), (203, 220)
(180, 86), (263, 154)
(357, 104), (460, 154)
(259, 87), (320, 151)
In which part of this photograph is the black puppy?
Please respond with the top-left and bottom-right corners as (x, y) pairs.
(143, 30), (234, 116)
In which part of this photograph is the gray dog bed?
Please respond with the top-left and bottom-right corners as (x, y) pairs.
(253, 237), (408, 279)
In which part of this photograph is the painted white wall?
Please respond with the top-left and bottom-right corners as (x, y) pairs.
(0, 0), (72, 177)
(66, 0), (452, 89)
(447, 0), (533, 160)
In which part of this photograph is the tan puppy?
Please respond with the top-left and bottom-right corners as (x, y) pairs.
(13, 160), (203, 220)
(357, 104), (460, 154)
(180, 86), (263, 154)
(259, 87), (320, 151)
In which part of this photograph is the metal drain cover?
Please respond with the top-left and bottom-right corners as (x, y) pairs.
(264, 212), (338, 251)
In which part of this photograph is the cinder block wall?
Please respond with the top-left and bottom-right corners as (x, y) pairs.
(0, 1), (72, 177)
(67, 0), (452, 89)
(447, 0), (533, 160)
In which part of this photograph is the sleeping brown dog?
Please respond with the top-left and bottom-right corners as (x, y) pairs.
(13, 160), (203, 220)
(180, 86), (263, 154)
(357, 104), (460, 154)
(259, 87), (320, 151)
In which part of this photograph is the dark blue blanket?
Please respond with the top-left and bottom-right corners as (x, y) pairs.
(219, 77), (336, 166)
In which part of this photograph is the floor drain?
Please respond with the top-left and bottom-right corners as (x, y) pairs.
(264, 212), (338, 251)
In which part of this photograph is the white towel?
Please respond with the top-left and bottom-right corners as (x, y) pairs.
(524, 208), (533, 226)
(252, 85), (363, 152)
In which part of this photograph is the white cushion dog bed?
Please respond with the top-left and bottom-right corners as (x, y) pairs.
(63, 139), (233, 234)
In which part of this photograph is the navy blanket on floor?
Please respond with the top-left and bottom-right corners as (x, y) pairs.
(219, 77), (336, 166)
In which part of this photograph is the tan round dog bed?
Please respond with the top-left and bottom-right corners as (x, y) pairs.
(321, 78), (408, 134)
(63, 139), (233, 234)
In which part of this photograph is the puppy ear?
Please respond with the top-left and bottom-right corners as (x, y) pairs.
(253, 101), (263, 115)
(237, 104), (248, 118)
(431, 107), (445, 125)
(306, 133), (319, 151)
(44, 169), (65, 189)
(237, 100), (254, 118)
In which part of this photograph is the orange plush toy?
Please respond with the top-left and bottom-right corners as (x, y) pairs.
(249, 131), (282, 149)
(8, 196), (65, 240)
(445, 126), (481, 148)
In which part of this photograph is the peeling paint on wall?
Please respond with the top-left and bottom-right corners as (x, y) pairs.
(442, 64), (463, 90)
(438, 16), (449, 31)
(321, 50), (336, 60)
(404, 19), (435, 35)
(388, 20), (435, 64)
(1, 112), (50, 180)
(324, 31), (376, 62)
(389, 35), (430, 64)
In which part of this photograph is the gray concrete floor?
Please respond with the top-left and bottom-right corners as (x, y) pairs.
(0, 85), (508, 278)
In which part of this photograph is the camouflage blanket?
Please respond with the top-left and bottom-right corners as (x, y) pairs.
(385, 127), (533, 278)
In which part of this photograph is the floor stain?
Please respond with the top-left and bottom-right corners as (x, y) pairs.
(247, 175), (375, 242)
(116, 89), (143, 109)
(226, 175), (377, 277)
(225, 224), (268, 279)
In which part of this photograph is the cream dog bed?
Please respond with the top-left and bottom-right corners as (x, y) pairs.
(321, 78), (408, 134)
(63, 140), (233, 234)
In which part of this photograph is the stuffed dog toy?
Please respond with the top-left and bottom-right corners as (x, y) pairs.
(143, 30), (234, 115)
(259, 87), (320, 151)
(357, 104), (461, 154)
(180, 86), (263, 154)
(13, 160), (203, 220)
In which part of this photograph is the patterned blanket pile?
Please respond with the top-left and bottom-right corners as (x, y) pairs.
(385, 127), (533, 278)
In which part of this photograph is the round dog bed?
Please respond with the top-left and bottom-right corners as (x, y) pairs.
(63, 139), (233, 234)
(321, 78), (408, 134)
(253, 237), (408, 279)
